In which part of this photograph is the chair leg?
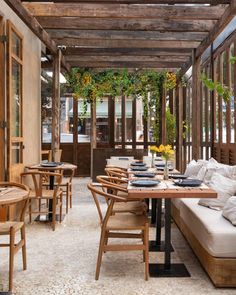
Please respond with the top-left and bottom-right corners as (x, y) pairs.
(9, 227), (15, 292)
(66, 185), (69, 214)
(21, 225), (27, 270)
(52, 199), (56, 231)
(60, 194), (63, 223)
(29, 200), (32, 223)
(142, 230), (145, 262)
(103, 231), (109, 253)
(69, 184), (72, 209)
(95, 228), (106, 280)
(144, 223), (149, 281)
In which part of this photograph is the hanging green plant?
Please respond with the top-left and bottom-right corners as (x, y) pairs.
(200, 73), (232, 103)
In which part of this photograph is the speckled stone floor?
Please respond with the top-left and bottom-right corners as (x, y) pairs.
(0, 177), (235, 294)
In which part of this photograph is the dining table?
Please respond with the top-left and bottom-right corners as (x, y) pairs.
(26, 162), (77, 221)
(0, 185), (29, 221)
(127, 176), (217, 277)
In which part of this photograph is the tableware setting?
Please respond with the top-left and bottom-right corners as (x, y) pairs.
(173, 179), (202, 187)
(130, 166), (148, 171)
(130, 179), (160, 187)
(133, 173), (155, 178)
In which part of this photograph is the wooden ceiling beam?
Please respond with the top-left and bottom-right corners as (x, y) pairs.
(54, 38), (200, 48)
(63, 47), (192, 56)
(65, 55), (190, 62)
(47, 29), (207, 41)
(4, 0), (70, 72)
(36, 17), (217, 32)
(196, 0), (236, 58)
(23, 3), (226, 20)
(68, 61), (183, 68)
(22, 0), (230, 4)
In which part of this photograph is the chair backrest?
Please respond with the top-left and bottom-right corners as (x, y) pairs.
(97, 175), (127, 187)
(87, 182), (127, 225)
(21, 171), (62, 199)
(105, 167), (128, 179)
(0, 182), (30, 222)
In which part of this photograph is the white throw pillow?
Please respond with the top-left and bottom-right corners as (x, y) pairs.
(196, 166), (207, 181)
(222, 196), (236, 226)
(198, 173), (236, 210)
(184, 160), (203, 177)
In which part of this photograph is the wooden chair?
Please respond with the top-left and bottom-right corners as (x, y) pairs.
(105, 167), (129, 179)
(0, 182), (29, 292)
(97, 176), (147, 214)
(58, 168), (75, 214)
(21, 171), (63, 231)
(87, 183), (149, 280)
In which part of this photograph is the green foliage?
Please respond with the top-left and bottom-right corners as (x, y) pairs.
(66, 68), (177, 121)
(166, 108), (176, 145)
(200, 73), (232, 103)
(230, 56), (236, 64)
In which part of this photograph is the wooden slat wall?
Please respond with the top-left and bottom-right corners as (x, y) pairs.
(183, 30), (236, 167)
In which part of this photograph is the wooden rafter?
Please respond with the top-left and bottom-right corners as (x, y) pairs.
(23, 3), (226, 20)
(21, 0), (230, 3)
(54, 38), (200, 48)
(63, 47), (193, 56)
(36, 17), (217, 32)
(47, 30), (208, 41)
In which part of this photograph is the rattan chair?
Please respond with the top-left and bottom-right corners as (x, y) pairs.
(87, 182), (149, 280)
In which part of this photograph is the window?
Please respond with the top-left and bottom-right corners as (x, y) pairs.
(8, 21), (23, 165)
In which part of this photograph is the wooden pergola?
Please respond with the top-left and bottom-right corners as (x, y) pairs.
(4, 0), (236, 175)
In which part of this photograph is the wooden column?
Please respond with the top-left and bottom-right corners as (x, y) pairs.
(210, 43), (215, 155)
(192, 49), (201, 160)
(73, 97), (78, 169)
(176, 86), (183, 172)
(108, 96), (115, 148)
(121, 95), (126, 149)
(0, 17), (5, 181)
(161, 88), (167, 145)
(169, 89), (174, 115)
(90, 98), (97, 178)
(132, 97), (136, 149)
(51, 49), (61, 161)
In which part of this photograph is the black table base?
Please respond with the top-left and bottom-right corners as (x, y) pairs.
(0, 292), (11, 295)
(149, 263), (191, 277)
(35, 214), (65, 222)
(149, 240), (174, 252)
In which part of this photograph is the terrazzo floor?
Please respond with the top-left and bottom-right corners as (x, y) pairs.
(0, 177), (235, 295)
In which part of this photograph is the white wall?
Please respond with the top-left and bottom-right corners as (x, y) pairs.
(0, 0), (41, 168)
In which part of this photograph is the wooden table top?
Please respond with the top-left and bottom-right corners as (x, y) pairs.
(128, 179), (217, 199)
(0, 187), (29, 206)
(26, 162), (77, 171)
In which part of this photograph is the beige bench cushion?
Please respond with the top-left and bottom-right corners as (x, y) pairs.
(180, 198), (236, 258)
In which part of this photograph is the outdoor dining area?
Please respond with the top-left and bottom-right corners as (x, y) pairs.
(1, 0), (236, 294)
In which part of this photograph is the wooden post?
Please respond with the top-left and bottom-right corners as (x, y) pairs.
(121, 95), (126, 149)
(73, 97), (78, 169)
(192, 49), (201, 160)
(132, 97), (136, 149)
(169, 89), (174, 115)
(0, 17), (5, 181)
(90, 98), (96, 178)
(210, 44), (215, 156)
(108, 96), (115, 148)
(161, 88), (167, 145)
(176, 86), (183, 172)
(51, 49), (61, 161)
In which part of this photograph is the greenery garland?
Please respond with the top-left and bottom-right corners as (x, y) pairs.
(66, 68), (177, 142)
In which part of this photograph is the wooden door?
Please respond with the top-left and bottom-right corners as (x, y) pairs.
(0, 16), (5, 181)
(7, 21), (24, 182)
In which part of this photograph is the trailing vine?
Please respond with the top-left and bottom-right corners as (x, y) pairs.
(66, 68), (177, 142)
